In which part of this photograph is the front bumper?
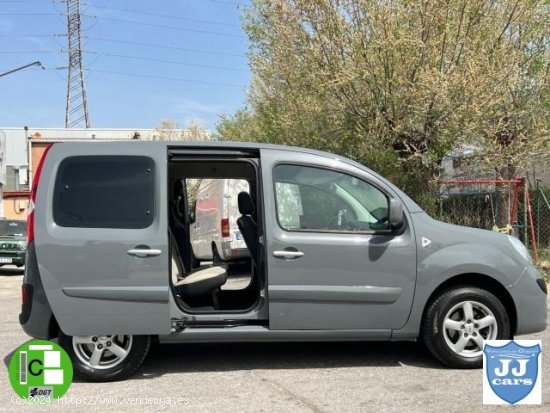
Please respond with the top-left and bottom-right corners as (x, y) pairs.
(0, 251), (26, 266)
(508, 264), (547, 335)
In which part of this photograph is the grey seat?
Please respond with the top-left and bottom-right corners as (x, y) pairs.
(236, 192), (259, 266)
(174, 266), (227, 296)
(170, 232), (227, 298)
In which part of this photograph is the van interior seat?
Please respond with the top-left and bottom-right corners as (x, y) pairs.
(236, 191), (259, 266)
(174, 266), (228, 296)
(171, 180), (192, 273)
(170, 232), (227, 299)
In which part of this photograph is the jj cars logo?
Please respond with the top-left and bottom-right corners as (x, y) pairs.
(483, 340), (541, 405)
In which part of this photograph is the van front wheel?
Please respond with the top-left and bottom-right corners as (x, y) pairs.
(59, 333), (151, 382)
(422, 286), (510, 368)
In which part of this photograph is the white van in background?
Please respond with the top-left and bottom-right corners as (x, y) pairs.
(191, 178), (250, 262)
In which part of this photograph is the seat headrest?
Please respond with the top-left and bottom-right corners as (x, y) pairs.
(173, 180), (184, 197)
(173, 180), (186, 219)
(238, 192), (255, 215)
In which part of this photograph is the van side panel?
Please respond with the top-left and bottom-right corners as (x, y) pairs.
(191, 179), (222, 260)
(191, 178), (250, 261)
(221, 179), (249, 260)
(33, 143), (171, 336)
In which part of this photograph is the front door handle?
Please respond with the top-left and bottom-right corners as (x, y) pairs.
(127, 247), (162, 258)
(273, 250), (304, 259)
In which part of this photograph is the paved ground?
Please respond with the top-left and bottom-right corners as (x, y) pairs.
(0, 268), (549, 412)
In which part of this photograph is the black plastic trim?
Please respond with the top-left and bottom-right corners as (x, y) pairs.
(536, 278), (547, 295)
(19, 283), (33, 324)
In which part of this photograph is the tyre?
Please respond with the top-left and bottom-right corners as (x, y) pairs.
(59, 332), (151, 382)
(422, 286), (510, 368)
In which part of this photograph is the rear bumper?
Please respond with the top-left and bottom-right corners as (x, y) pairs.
(19, 242), (57, 339)
(220, 242), (250, 261)
(508, 264), (547, 335)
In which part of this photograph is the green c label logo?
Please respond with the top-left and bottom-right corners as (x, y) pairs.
(9, 340), (73, 403)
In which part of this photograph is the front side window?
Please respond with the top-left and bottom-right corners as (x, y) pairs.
(53, 156), (155, 229)
(274, 164), (390, 233)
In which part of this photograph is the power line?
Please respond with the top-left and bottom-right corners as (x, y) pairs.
(91, 16), (245, 39)
(0, 34), (246, 57)
(86, 36), (243, 58)
(0, 50), (58, 53)
(82, 3), (239, 28)
(85, 69), (243, 88)
(0, 34), (59, 37)
(0, 13), (58, 16)
(208, 0), (247, 5)
(84, 51), (246, 72)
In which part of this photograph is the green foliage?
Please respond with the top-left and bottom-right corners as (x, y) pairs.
(217, 0), (550, 209)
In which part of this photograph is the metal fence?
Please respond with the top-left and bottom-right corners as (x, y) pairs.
(534, 182), (550, 261)
(436, 179), (550, 263)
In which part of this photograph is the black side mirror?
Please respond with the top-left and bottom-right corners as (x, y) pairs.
(188, 211), (196, 225)
(389, 198), (405, 229)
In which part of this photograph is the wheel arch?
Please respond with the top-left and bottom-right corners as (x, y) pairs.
(48, 313), (60, 339)
(422, 273), (517, 336)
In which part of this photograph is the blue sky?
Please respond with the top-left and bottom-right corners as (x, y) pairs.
(0, 0), (251, 130)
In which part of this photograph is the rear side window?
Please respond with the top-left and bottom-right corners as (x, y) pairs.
(53, 156), (155, 229)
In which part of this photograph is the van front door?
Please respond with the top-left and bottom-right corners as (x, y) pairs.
(35, 143), (170, 336)
(262, 149), (417, 331)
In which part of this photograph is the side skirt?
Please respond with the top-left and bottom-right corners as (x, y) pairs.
(159, 325), (391, 343)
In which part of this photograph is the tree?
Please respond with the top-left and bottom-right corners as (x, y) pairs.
(155, 119), (183, 141)
(218, 0), (550, 213)
(155, 119), (212, 141)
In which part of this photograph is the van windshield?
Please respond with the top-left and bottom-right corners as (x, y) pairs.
(0, 220), (27, 237)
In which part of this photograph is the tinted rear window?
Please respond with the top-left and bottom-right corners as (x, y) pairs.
(53, 156), (155, 229)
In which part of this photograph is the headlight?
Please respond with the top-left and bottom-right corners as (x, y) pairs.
(507, 235), (532, 263)
(18, 242), (27, 251)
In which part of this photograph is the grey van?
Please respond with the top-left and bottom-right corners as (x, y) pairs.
(20, 142), (547, 381)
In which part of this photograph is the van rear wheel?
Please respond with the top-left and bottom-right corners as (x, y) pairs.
(421, 286), (510, 369)
(59, 333), (151, 382)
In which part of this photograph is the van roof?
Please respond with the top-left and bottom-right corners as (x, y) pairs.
(52, 139), (355, 164)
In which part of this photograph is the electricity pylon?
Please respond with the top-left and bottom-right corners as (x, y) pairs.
(65, 0), (90, 128)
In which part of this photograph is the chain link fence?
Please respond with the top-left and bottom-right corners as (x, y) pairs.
(534, 183), (550, 268)
(436, 180), (550, 269)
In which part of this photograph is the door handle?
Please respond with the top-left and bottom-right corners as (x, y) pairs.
(273, 250), (304, 259)
(127, 248), (162, 258)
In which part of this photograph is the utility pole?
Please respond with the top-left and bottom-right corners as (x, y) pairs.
(0, 61), (44, 78)
(65, 0), (90, 128)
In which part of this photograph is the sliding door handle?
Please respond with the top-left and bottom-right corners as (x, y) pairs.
(127, 248), (162, 258)
(273, 250), (304, 259)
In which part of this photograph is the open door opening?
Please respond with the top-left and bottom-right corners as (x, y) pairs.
(168, 158), (263, 313)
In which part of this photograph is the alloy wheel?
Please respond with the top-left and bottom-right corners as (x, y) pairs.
(72, 335), (133, 369)
(442, 300), (498, 358)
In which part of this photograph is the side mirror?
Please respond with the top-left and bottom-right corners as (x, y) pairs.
(188, 211), (196, 225)
(389, 198), (405, 229)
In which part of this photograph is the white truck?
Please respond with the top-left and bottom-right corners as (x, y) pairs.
(190, 178), (250, 262)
